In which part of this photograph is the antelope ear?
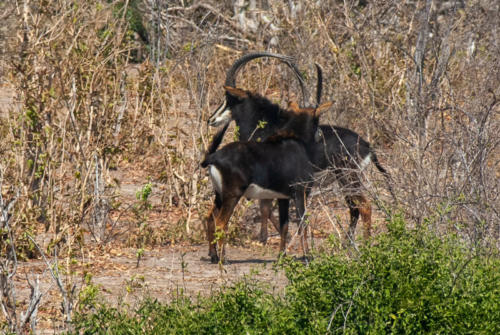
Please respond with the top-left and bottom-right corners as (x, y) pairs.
(224, 86), (249, 100)
(314, 101), (333, 116)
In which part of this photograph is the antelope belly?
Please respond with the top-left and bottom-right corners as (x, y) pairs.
(243, 184), (289, 199)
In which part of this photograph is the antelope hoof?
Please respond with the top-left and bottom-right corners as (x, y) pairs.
(210, 254), (219, 264)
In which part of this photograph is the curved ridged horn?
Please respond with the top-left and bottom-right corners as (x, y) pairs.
(225, 52), (309, 106)
(314, 63), (323, 107)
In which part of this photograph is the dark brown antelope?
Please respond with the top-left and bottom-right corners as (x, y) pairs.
(207, 53), (395, 243)
(202, 97), (333, 263)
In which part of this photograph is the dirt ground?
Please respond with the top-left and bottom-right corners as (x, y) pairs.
(14, 224), (322, 333)
(11, 195), (384, 333)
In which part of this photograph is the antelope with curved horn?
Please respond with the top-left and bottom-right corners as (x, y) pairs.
(207, 52), (316, 244)
(202, 95), (333, 263)
(207, 52), (395, 244)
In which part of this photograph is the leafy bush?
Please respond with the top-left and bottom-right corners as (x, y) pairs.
(283, 217), (500, 334)
(69, 218), (499, 334)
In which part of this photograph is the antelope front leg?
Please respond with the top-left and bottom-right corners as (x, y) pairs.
(277, 199), (290, 255)
(259, 199), (274, 244)
(295, 190), (310, 256)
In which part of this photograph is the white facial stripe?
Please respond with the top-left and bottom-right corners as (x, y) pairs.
(243, 184), (289, 200)
(208, 165), (223, 194)
(212, 108), (232, 126)
(214, 100), (227, 114)
(209, 100), (232, 126)
(359, 153), (372, 170)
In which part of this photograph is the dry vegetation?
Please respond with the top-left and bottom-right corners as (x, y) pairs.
(1, 0), (499, 333)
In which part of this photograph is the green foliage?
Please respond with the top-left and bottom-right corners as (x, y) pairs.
(257, 120), (268, 129)
(131, 181), (154, 264)
(25, 107), (39, 129)
(69, 218), (500, 334)
(233, 125), (240, 141)
(78, 273), (101, 312)
(135, 181), (152, 208)
(283, 217), (500, 334)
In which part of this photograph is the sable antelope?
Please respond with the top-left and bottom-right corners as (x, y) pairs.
(202, 95), (333, 263)
(207, 52), (318, 243)
(207, 53), (395, 243)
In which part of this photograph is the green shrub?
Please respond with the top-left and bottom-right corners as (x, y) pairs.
(283, 217), (500, 334)
(69, 217), (500, 334)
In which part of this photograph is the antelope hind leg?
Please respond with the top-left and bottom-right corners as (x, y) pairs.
(213, 196), (239, 264)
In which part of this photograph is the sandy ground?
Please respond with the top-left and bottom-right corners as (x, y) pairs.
(13, 231), (310, 333)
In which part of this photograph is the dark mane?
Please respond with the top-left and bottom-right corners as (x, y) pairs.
(244, 91), (295, 121)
